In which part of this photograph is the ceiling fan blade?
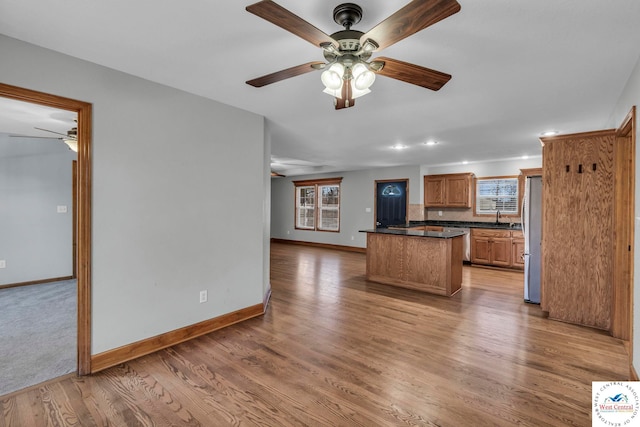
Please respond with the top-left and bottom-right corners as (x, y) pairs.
(361, 0), (461, 51)
(34, 127), (76, 139)
(375, 57), (451, 91)
(247, 61), (325, 87)
(10, 134), (62, 139)
(246, 1), (338, 48)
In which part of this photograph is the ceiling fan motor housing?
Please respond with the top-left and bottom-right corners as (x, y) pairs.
(324, 29), (373, 63)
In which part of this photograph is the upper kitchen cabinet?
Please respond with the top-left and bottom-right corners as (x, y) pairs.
(424, 173), (474, 208)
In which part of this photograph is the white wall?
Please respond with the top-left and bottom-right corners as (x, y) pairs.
(608, 52), (640, 374)
(0, 134), (75, 284)
(0, 35), (269, 354)
(271, 165), (421, 248)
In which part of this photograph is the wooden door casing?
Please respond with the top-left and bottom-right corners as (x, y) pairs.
(375, 179), (408, 227)
(0, 83), (93, 375)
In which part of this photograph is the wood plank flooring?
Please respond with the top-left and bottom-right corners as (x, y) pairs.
(0, 242), (629, 426)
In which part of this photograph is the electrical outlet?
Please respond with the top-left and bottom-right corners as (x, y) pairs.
(0, 260), (5, 269)
(438, 211), (443, 216)
(199, 290), (207, 303)
(57, 205), (68, 213)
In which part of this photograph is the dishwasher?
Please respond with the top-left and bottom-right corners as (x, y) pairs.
(443, 227), (471, 262)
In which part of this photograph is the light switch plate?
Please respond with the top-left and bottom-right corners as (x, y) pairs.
(57, 205), (68, 213)
(0, 260), (5, 268)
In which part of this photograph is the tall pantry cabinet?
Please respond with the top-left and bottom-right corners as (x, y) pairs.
(540, 130), (615, 331)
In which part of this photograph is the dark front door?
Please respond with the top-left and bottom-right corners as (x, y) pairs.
(375, 180), (408, 227)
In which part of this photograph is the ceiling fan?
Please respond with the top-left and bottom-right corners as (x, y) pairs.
(10, 126), (78, 152)
(246, 0), (461, 109)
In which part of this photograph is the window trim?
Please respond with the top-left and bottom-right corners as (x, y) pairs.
(473, 175), (522, 218)
(293, 177), (343, 232)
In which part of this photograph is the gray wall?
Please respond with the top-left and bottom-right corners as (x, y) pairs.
(0, 35), (270, 354)
(608, 52), (640, 374)
(0, 134), (75, 284)
(271, 165), (422, 248)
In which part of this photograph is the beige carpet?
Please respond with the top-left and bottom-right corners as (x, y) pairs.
(0, 280), (76, 396)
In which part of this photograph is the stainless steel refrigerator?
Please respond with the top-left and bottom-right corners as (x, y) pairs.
(522, 176), (542, 304)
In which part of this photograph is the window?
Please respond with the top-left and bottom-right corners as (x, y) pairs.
(475, 176), (519, 215)
(294, 177), (342, 231)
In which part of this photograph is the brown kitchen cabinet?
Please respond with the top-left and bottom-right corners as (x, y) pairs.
(471, 228), (523, 269)
(424, 173), (473, 208)
(511, 231), (525, 269)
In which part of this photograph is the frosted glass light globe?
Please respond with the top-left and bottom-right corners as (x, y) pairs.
(321, 63), (344, 90)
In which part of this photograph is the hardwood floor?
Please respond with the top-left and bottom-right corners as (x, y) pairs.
(0, 243), (629, 426)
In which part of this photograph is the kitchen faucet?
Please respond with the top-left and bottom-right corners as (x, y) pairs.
(495, 210), (501, 224)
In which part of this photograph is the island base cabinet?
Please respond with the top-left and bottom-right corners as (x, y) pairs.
(366, 233), (462, 296)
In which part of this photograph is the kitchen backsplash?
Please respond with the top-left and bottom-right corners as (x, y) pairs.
(423, 207), (521, 224)
(408, 204), (425, 221)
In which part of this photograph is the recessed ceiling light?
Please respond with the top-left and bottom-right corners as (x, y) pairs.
(424, 140), (438, 146)
(522, 155), (529, 159)
(392, 144), (408, 150)
(540, 130), (559, 137)
(462, 160), (469, 165)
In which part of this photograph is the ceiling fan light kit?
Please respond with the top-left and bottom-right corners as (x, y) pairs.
(63, 138), (78, 152)
(246, 0), (461, 110)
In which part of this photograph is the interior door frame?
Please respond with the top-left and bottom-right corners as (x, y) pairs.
(612, 106), (636, 359)
(0, 83), (93, 375)
(374, 178), (409, 228)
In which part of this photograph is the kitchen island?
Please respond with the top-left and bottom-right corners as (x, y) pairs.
(361, 228), (465, 297)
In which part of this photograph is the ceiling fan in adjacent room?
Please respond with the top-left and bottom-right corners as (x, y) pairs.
(10, 126), (78, 152)
(246, 0), (461, 109)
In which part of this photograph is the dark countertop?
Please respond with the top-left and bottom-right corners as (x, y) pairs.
(360, 228), (467, 239)
(394, 220), (523, 231)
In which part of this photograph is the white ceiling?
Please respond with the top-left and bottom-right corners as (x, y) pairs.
(0, 97), (76, 137)
(1, 1), (639, 175)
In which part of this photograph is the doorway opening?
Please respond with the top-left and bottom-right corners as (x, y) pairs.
(0, 83), (93, 376)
